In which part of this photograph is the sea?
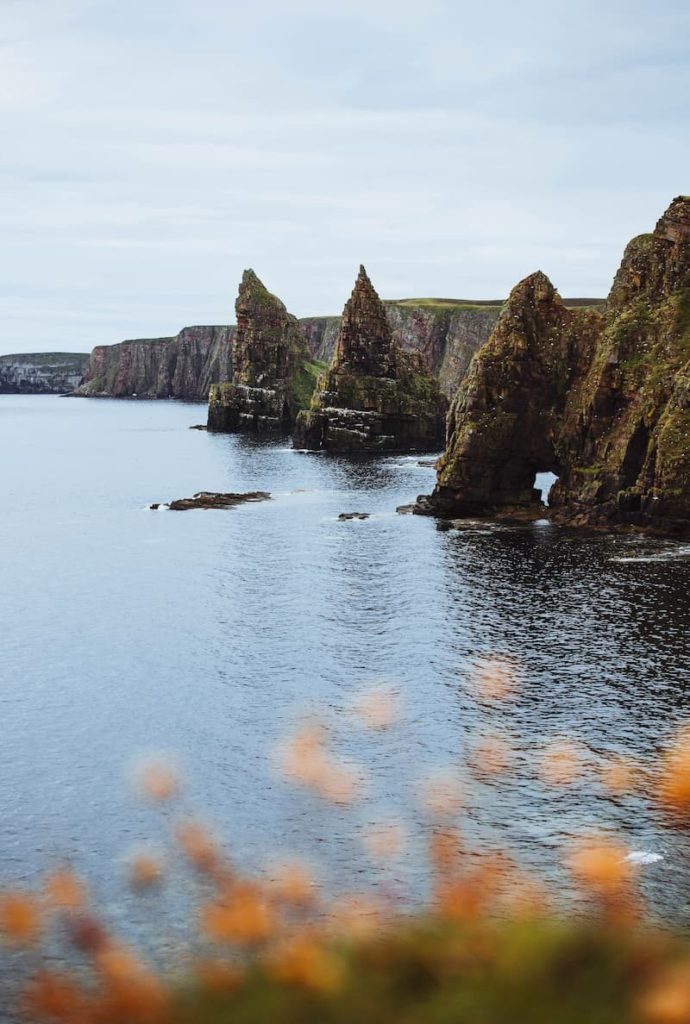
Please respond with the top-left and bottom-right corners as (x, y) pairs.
(2, 394), (690, 976)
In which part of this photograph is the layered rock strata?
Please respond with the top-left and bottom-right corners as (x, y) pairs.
(206, 270), (320, 433)
(77, 326), (233, 400)
(293, 267), (448, 453)
(419, 196), (690, 536)
(0, 353), (89, 394)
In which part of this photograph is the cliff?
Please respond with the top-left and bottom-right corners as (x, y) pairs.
(77, 326), (233, 400)
(422, 196), (690, 537)
(0, 352), (89, 394)
(299, 302), (502, 398)
(74, 295), (599, 405)
(293, 266), (448, 453)
(207, 270), (318, 433)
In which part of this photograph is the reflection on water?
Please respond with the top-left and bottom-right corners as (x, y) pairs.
(1, 396), (690, 936)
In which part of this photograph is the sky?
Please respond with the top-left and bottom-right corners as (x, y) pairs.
(1, 0), (689, 354)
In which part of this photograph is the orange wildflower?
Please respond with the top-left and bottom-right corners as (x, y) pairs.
(599, 754), (641, 796)
(640, 961), (690, 1023)
(0, 890), (41, 946)
(279, 722), (364, 804)
(658, 724), (690, 815)
(23, 970), (91, 1023)
(175, 819), (221, 875)
(352, 685), (400, 730)
(44, 868), (87, 912)
(268, 935), (345, 994)
(539, 738), (586, 786)
(269, 861), (316, 907)
(421, 772), (465, 818)
(134, 756), (180, 802)
(468, 732), (514, 777)
(471, 655), (520, 701)
(128, 852), (165, 890)
(362, 821), (407, 861)
(201, 882), (276, 946)
(568, 837), (635, 895)
(194, 958), (243, 995)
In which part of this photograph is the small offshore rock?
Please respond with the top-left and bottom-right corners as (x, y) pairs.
(154, 491), (271, 511)
(338, 512), (370, 521)
(189, 423), (207, 430)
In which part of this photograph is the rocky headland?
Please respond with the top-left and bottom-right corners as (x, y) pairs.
(0, 352), (89, 394)
(293, 266), (448, 453)
(76, 326), (233, 400)
(73, 294), (601, 404)
(206, 270), (322, 433)
(415, 196), (690, 537)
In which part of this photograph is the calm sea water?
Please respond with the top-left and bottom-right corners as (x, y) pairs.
(2, 394), (690, 957)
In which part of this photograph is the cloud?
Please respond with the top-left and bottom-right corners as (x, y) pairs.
(1, 0), (689, 352)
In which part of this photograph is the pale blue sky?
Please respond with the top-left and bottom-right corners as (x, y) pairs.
(2, 0), (689, 352)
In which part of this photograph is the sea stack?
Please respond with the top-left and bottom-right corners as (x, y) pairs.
(207, 270), (320, 433)
(293, 266), (447, 452)
(418, 196), (690, 537)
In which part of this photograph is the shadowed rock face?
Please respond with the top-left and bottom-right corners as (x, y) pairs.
(422, 196), (690, 536)
(293, 267), (448, 453)
(207, 270), (314, 434)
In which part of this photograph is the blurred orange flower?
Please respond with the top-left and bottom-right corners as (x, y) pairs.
(362, 821), (407, 861)
(44, 868), (87, 912)
(539, 738), (587, 786)
(269, 935), (345, 994)
(175, 819), (220, 875)
(640, 961), (690, 1023)
(352, 685), (400, 730)
(567, 837), (635, 895)
(201, 882), (276, 946)
(468, 732), (514, 778)
(128, 852), (165, 890)
(0, 891), (41, 946)
(134, 756), (180, 802)
(599, 754), (641, 796)
(658, 724), (690, 815)
(421, 772), (465, 818)
(269, 861), (316, 907)
(471, 655), (520, 701)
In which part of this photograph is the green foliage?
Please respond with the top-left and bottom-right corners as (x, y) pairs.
(290, 360), (327, 412)
(174, 918), (658, 1024)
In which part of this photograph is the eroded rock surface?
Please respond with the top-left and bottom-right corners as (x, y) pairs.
(151, 491), (271, 511)
(77, 327), (233, 400)
(0, 353), (89, 394)
(207, 271), (321, 433)
(293, 267), (448, 453)
(420, 196), (690, 536)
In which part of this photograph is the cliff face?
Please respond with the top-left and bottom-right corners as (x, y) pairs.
(77, 326), (233, 400)
(207, 270), (317, 433)
(293, 267), (447, 453)
(424, 197), (690, 537)
(0, 353), (89, 394)
(299, 303), (501, 397)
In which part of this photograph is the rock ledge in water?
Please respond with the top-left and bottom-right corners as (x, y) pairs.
(151, 491), (271, 511)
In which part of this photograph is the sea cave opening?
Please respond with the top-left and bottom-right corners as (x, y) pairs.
(534, 471), (559, 506)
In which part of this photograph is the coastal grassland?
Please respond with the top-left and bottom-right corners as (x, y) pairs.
(290, 359), (328, 411)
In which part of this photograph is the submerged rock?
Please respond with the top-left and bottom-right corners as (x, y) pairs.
(207, 270), (322, 434)
(417, 196), (690, 537)
(152, 491), (271, 511)
(338, 512), (370, 520)
(293, 267), (448, 453)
